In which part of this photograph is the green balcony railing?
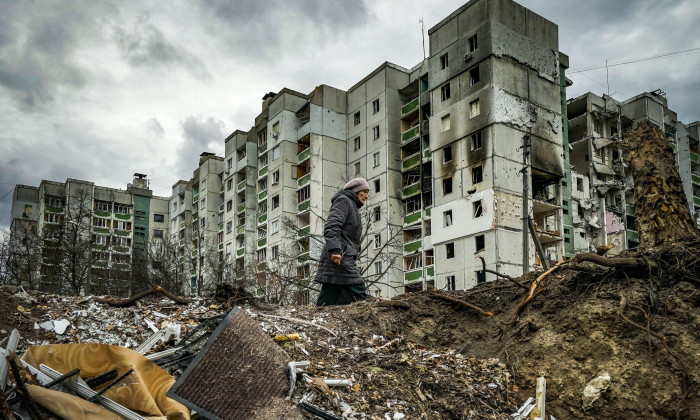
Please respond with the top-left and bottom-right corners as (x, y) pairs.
(403, 240), (423, 254)
(258, 213), (267, 224)
(692, 174), (700, 185)
(691, 152), (699, 164)
(258, 166), (268, 178)
(257, 237), (267, 248)
(298, 200), (310, 213)
(179, 256), (185, 264)
(297, 173), (310, 187)
(114, 229), (130, 237)
(404, 211), (421, 226)
(192, 211), (199, 220)
(114, 213), (131, 221)
(258, 142), (267, 154)
(237, 225), (245, 235)
(93, 227), (109, 234)
(627, 230), (639, 241)
(694, 196), (700, 206)
(626, 205), (635, 216)
(179, 221), (185, 230)
(237, 202), (245, 213)
(424, 207), (431, 218)
(401, 125), (420, 143)
(92, 261), (108, 268)
(298, 148), (310, 163)
(219, 243), (224, 250)
(218, 204), (224, 213)
(190, 268), (196, 275)
(94, 210), (110, 218)
(45, 205), (64, 213)
(426, 266), (434, 277)
(404, 240), (421, 254)
(423, 148), (431, 159)
(297, 252), (310, 263)
(220, 184), (225, 193)
(258, 189), (267, 201)
(218, 223), (224, 231)
(237, 247), (245, 257)
(298, 225), (310, 237)
(192, 194), (199, 203)
(404, 268), (422, 282)
(401, 97), (419, 117)
(92, 244), (108, 251)
(402, 182), (421, 198)
(238, 180), (246, 191)
(402, 153), (420, 170)
(114, 246), (130, 254)
(669, 142), (677, 152)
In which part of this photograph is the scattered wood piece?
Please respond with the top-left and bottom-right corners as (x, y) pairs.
(7, 353), (45, 420)
(477, 256), (528, 290)
(506, 260), (567, 325)
(571, 252), (657, 270)
(376, 299), (411, 309)
(256, 313), (338, 337)
(428, 291), (494, 317)
(95, 286), (192, 307)
(596, 245), (613, 255)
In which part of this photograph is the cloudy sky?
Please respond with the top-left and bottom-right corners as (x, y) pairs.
(2, 0), (699, 228)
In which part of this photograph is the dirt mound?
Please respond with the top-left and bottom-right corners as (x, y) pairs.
(288, 242), (700, 419)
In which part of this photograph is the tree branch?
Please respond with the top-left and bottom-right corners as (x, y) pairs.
(476, 256), (528, 290)
(95, 285), (192, 307)
(429, 291), (494, 316)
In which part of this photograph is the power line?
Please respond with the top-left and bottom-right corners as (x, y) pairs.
(569, 47), (700, 74)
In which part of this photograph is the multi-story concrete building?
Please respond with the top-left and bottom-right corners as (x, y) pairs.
(566, 90), (700, 255)
(9, 175), (169, 295)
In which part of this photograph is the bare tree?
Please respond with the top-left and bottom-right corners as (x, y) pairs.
(4, 221), (43, 289)
(0, 229), (10, 286)
(60, 186), (97, 295)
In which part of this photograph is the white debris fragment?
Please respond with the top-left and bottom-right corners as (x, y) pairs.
(144, 318), (159, 333)
(53, 319), (71, 335)
(39, 321), (55, 331)
(582, 370), (611, 409)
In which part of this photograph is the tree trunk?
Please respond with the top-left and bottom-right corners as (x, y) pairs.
(627, 120), (699, 247)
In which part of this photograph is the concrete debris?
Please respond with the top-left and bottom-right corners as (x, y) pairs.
(582, 370), (611, 409)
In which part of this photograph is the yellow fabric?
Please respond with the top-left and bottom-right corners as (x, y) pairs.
(22, 343), (190, 420)
(26, 384), (124, 420)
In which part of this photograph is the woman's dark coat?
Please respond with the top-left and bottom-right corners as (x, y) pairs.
(314, 189), (364, 285)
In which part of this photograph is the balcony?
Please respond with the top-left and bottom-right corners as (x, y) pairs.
(258, 142), (267, 154)
(113, 263), (130, 271)
(423, 148), (431, 160)
(92, 244), (108, 251)
(401, 125), (420, 144)
(237, 247), (245, 257)
(218, 243), (224, 251)
(298, 200), (310, 213)
(257, 237), (267, 248)
(402, 181), (421, 199)
(92, 261), (108, 268)
(401, 97), (419, 119)
(404, 268), (422, 282)
(298, 225), (310, 238)
(298, 148), (310, 163)
(424, 207), (431, 219)
(113, 246), (130, 254)
(404, 239), (422, 254)
(404, 210), (421, 226)
(192, 211), (198, 220)
(692, 174), (700, 185)
(114, 229), (131, 237)
(190, 268), (196, 276)
(237, 180), (246, 191)
(218, 222), (223, 231)
(691, 152), (699, 164)
(93, 227), (109, 234)
(219, 203), (224, 212)
(236, 225), (245, 235)
(626, 205), (635, 216)
(258, 166), (268, 178)
(220, 184), (225, 193)
(627, 230), (639, 241)
(237, 202), (245, 213)
(95, 210), (110, 218)
(114, 213), (131, 221)
(298, 173), (310, 187)
(258, 189), (267, 201)
(258, 213), (267, 224)
(669, 142), (677, 152)
(694, 197), (700, 206)
(179, 221), (185, 230)
(402, 153), (420, 171)
(192, 194), (199, 203)
(297, 252), (310, 263)
(45, 205), (64, 213)
(426, 265), (434, 277)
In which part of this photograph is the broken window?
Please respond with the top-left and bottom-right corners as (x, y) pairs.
(227, 179), (233, 191)
(443, 144), (453, 163)
(576, 177), (584, 192)
(153, 213), (164, 223)
(473, 200), (483, 218)
(237, 147), (246, 161)
(258, 130), (267, 146)
(226, 221), (232, 234)
(446, 275), (456, 291)
(374, 179), (381, 193)
(470, 99), (480, 118)
(271, 170), (280, 185)
(271, 245), (279, 259)
(446, 243), (455, 259)
(372, 99), (380, 114)
(476, 270), (486, 284)
(469, 66), (480, 85)
(471, 131), (482, 151)
(444, 210), (453, 227)
(441, 114), (451, 132)
(468, 34), (478, 52)
(373, 152), (380, 167)
(270, 219), (279, 235)
(472, 165), (483, 184)
(443, 177), (453, 195)
(298, 185), (310, 203)
(373, 206), (381, 221)
(475, 234), (485, 252)
(354, 136), (361, 151)
(373, 125), (380, 140)
(272, 195), (280, 210)
(354, 111), (361, 126)
(440, 53), (449, 69)
(257, 248), (266, 262)
(374, 234), (382, 249)
(271, 146), (280, 160)
(441, 83), (451, 102)
(374, 261), (382, 275)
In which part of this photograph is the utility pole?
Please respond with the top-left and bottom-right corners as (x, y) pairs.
(521, 134), (531, 275)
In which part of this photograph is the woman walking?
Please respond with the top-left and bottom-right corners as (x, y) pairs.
(315, 178), (370, 305)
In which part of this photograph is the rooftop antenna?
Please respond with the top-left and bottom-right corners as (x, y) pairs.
(419, 18), (426, 59)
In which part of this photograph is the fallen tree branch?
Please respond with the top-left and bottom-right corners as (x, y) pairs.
(376, 299), (412, 310)
(505, 260), (567, 325)
(95, 285), (192, 307)
(256, 313), (338, 336)
(572, 253), (657, 270)
(476, 256), (528, 290)
(429, 291), (494, 317)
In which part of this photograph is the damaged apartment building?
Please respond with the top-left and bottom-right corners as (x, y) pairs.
(566, 90), (700, 255)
